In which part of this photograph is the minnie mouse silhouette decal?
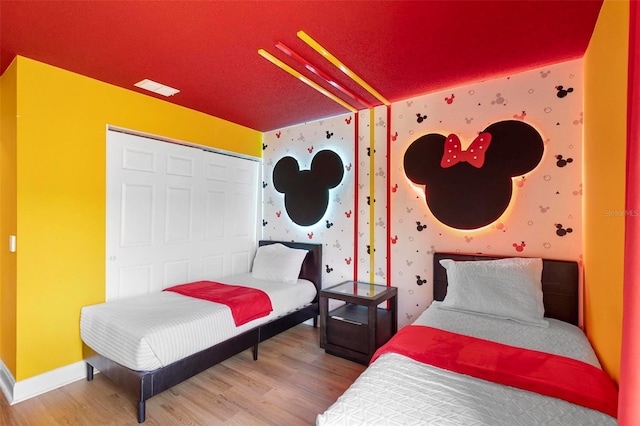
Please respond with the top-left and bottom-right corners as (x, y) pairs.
(273, 150), (344, 226)
(404, 120), (544, 229)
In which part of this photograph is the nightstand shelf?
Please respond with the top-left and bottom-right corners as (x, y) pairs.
(320, 281), (397, 364)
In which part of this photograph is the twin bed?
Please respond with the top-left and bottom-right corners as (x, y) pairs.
(317, 253), (618, 425)
(82, 246), (619, 425)
(80, 240), (321, 423)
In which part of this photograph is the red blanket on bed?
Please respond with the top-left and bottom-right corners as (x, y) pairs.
(164, 281), (273, 326)
(371, 325), (618, 418)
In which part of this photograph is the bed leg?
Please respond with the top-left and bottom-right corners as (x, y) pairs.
(137, 400), (145, 423)
(253, 343), (259, 361)
(313, 315), (318, 328)
(86, 363), (94, 381)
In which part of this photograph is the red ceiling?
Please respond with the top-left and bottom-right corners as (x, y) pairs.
(1, 1), (603, 132)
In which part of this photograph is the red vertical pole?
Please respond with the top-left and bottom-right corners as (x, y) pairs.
(354, 112), (359, 283)
(386, 105), (392, 287)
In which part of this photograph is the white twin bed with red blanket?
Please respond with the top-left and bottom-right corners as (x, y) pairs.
(317, 253), (618, 426)
(81, 273), (316, 371)
(80, 240), (322, 423)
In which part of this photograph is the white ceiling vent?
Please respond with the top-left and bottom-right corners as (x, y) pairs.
(134, 79), (180, 97)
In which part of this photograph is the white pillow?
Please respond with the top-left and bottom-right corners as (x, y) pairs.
(251, 243), (308, 284)
(439, 257), (548, 327)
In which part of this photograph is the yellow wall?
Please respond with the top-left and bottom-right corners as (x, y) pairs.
(583, 0), (630, 382)
(0, 57), (18, 376)
(3, 56), (261, 381)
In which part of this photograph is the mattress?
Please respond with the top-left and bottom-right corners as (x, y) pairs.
(80, 273), (316, 371)
(316, 304), (616, 426)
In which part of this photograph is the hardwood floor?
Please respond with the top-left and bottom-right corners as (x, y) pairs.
(0, 324), (366, 426)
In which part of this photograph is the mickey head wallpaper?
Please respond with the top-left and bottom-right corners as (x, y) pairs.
(273, 149), (344, 226)
(404, 120), (544, 230)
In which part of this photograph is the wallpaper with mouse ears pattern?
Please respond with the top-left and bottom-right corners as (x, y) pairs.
(261, 113), (358, 290)
(262, 59), (583, 327)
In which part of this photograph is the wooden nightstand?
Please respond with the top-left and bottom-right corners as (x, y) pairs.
(320, 281), (398, 364)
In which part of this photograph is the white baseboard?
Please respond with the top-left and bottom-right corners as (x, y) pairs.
(0, 358), (15, 403)
(0, 359), (87, 405)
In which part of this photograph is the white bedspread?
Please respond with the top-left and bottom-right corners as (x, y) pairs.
(317, 304), (616, 426)
(80, 274), (316, 371)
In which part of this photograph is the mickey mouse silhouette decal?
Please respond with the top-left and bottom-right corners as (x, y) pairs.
(273, 150), (344, 226)
(404, 120), (544, 230)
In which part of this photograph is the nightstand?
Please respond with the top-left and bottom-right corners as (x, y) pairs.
(320, 281), (398, 364)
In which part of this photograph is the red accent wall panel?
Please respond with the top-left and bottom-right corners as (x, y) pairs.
(619, 1), (640, 423)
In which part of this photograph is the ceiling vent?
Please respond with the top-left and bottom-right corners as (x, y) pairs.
(134, 79), (180, 97)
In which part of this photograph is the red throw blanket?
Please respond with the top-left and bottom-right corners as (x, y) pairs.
(164, 281), (273, 326)
(371, 325), (618, 418)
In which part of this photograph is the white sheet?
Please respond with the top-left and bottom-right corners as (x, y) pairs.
(317, 305), (617, 426)
(80, 274), (316, 371)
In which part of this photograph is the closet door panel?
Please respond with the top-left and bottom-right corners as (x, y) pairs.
(204, 190), (226, 240)
(120, 183), (154, 247)
(106, 130), (258, 301)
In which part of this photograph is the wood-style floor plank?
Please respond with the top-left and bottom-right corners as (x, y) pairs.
(0, 324), (365, 425)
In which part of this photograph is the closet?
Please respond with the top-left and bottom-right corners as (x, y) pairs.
(105, 129), (260, 301)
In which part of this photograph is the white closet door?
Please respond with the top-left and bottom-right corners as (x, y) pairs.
(106, 130), (259, 301)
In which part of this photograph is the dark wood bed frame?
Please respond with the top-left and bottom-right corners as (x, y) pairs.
(433, 252), (579, 326)
(83, 240), (322, 423)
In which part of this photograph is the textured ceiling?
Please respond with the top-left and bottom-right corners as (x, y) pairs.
(1, 1), (603, 132)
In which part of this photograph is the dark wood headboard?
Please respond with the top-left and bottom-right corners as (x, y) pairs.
(433, 252), (579, 325)
(258, 240), (322, 302)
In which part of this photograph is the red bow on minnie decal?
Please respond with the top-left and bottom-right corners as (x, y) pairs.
(440, 132), (492, 168)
